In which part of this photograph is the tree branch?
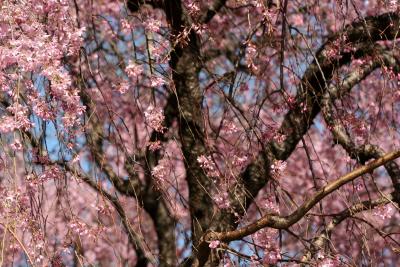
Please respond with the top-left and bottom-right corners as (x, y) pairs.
(320, 48), (400, 205)
(193, 11), (400, 266)
(301, 193), (394, 262)
(64, 164), (155, 266)
(196, 150), (400, 265)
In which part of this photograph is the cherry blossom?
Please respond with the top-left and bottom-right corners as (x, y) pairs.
(0, 0), (399, 266)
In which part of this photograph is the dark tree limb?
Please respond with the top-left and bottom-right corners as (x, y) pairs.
(64, 164), (154, 266)
(194, 12), (400, 266)
(301, 194), (395, 262)
(194, 150), (400, 266)
(225, 15), (400, 228)
(124, 3), (400, 265)
(78, 59), (178, 266)
(320, 48), (400, 206)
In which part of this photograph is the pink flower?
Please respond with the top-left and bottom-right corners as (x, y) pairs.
(373, 205), (393, 220)
(152, 164), (167, 182)
(318, 257), (341, 267)
(10, 140), (23, 151)
(120, 19), (133, 32)
(117, 81), (130, 94)
(0, 116), (18, 133)
(144, 106), (165, 133)
(125, 61), (143, 79)
(222, 121), (239, 134)
(270, 160), (287, 179)
(209, 240), (220, 249)
(150, 76), (165, 87)
(29, 92), (55, 120)
(39, 166), (63, 182)
(144, 18), (161, 32)
(147, 140), (162, 151)
(213, 191), (230, 209)
(262, 248), (281, 265)
(197, 155), (219, 178)
(151, 160), (170, 188)
(232, 155), (248, 168)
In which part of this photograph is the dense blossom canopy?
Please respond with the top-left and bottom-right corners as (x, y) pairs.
(0, 0), (400, 266)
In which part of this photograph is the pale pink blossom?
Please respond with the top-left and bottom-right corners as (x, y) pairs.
(0, 103), (34, 133)
(10, 140), (23, 151)
(29, 93), (55, 121)
(213, 191), (230, 209)
(150, 76), (165, 87)
(208, 240), (220, 249)
(147, 140), (162, 151)
(144, 18), (161, 32)
(318, 256), (342, 267)
(373, 204), (393, 220)
(144, 106), (165, 133)
(232, 155), (248, 168)
(197, 155), (219, 178)
(151, 160), (170, 188)
(39, 166), (63, 182)
(270, 160), (287, 179)
(121, 19), (133, 32)
(117, 81), (130, 94)
(262, 248), (281, 265)
(222, 121), (239, 134)
(125, 61), (143, 79)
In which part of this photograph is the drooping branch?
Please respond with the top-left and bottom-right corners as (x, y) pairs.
(193, 11), (400, 266)
(194, 150), (400, 265)
(64, 164), (155, 266)
(301, 193), (395, 262)
(126, 0), (225, 265)
(227, 12), (400, 217)
(124, 5), (400, 265)
(140, 94), (179, 267)
(320, 48), (400, 205)
(78, 62), (178, 265)
(269, 12), (400, 161)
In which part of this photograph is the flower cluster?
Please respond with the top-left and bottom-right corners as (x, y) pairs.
(147, 140), (162, 151)
(232, 155), (248, 169)
(0, 0), (86, 134)
(213, 191), (230, 209)
(151, 159), (170, 189)
(373, 204), (393, 220)
(316, 255), (343, 267)
(0, 103), (33, 133)
(28, 91), (55, 121)
(69, 219), (91, 236)
(117, 81), (130, 94)
(209, 240), (220, 249)
(252, 228), (281, 265)
(245, 43), (258, 73)
(197, 155), (219, 178)
(270, 160), (287, 179)
(26, 166), (63, 188)
(125, 61), (143, 79)
(144, 106), (165, 133)
(10, 140), (23, 151)
(222, 121), (239, 134)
